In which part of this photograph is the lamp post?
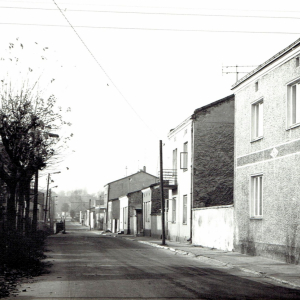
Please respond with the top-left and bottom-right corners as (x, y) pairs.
(44, 172), (60, 223)
(49, 194), (58, 234)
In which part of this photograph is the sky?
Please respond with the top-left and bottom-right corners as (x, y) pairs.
(0, 0), (300, 196)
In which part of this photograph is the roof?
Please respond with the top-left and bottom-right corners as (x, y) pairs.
(104, 170), (158, 186)
(231, 37), (300, 89)
(192, 94), (234, 116)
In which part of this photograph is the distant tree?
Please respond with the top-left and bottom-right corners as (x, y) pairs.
(61, 203), (69, 213)
(70, 209), (75, 219)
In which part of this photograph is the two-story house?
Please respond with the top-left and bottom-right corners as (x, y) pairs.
(232, 37), (300, 263)
(164, 95), (235, 248)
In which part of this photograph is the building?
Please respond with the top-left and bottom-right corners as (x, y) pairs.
(163, 95), (235, 248)
(104, 168), (158, 232)
(119, 190), (143, 235)
(141, 184), (168, 238)
(232, 37), (300, 263)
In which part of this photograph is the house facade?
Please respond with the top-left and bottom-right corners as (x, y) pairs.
(119, 190), (143, 235)
(164, 118), (193, 243)
(164, 95), (235, 248)
(232, 37), (300, 263)
(104, 168), (158, 233)
(141, 184), (168, 238)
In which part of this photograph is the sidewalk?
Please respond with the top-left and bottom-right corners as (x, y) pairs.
(101, 232), (300, 289)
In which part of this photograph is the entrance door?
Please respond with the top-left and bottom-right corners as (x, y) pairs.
(136, 210), (143, 235)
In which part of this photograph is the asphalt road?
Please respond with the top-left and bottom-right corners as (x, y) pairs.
(9, 221), (300, 300)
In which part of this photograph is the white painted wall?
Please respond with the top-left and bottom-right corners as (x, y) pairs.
(119, 195), (128, 231)
(165, 117), (192, 242)
(192, 205), (234, 251)
(142, 187), (151, 231)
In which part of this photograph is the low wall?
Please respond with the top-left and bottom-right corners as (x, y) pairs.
(151, 214), (162, 239)
(192, 205), (234, 251)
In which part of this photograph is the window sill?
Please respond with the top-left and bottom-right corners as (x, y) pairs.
(251, 136), (263, 143)
(250, 216), (263, 220)
(287, 122), (300, 130)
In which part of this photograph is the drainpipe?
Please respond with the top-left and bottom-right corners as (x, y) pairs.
(190, 121), (194, 243)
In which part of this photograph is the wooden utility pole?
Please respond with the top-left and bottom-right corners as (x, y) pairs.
(44, 173), (50, 223)
(32, 170), (39, 232)
(159, 140), (166, 245)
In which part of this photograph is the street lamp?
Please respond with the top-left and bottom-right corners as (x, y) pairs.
(44, 172), (61, 223)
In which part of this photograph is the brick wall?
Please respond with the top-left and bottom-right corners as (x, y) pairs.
(151, 187), (168, 214)
(193, 96), (234, 208)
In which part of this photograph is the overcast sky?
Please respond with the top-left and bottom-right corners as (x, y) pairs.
(1, 0), (299, 195)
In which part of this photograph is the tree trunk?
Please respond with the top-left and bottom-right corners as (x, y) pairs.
(17, 182), (25, 233)
(24, 179), (31, 236)
(7, 183), (17, 231)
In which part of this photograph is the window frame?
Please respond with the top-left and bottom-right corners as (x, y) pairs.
(251, 98), (264, 141)
(250, 174), (263, 219)
(180, 142), (188, 170)
(287, 77), (300, 129)
(172, 197), (176, 223)
(182, 195), (187, 225)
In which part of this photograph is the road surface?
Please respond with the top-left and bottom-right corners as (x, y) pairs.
(9, 221), (300, 299)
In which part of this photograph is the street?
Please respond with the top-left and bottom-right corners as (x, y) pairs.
(9, 221), (300, 300)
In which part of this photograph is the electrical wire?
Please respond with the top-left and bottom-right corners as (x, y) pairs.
(1, 0), (300, 15)
(52, 0), (159, 139)
(1, 22), (300, 35)
(2, 6), (300, 20)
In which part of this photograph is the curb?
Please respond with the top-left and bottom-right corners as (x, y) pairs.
(125, 238), (300, 290)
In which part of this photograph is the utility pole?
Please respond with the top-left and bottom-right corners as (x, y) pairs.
(32, 170), (39, 232)
(89, 199), (91, 231)
(159, 140), (166, 245)
(44, 174), (50, 223)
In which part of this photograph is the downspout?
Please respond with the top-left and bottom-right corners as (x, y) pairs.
(190, 119), (194, 243)
(105, 184), (110, 231)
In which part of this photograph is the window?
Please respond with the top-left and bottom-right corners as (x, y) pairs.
(255, 81), (259, 92)
(183, 195), (187, 224)
(172, 198), (176, 223)
(123, 207), (128, 225)
(144, 201), (151, 222)
(180, 142), (188, 170)
(287, 81), (300, 127)
(251, 99), (263, 140)
(296, 57), (300, 67)
(250, 175), (263, 218)
(173, 149), (177, 171)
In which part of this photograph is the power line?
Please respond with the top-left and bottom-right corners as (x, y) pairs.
(2, 6), (300, 20)
(1, 22), (300, 35)
(51, 0), (159, 139)
(2, 0), (300, 15)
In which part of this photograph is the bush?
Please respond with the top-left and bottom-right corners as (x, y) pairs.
(0, 230), (49, 276)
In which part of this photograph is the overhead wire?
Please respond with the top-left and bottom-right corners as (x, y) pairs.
(51, 0), (159, 140)
(1, 6), (300, 20)
(1, 22), (300, 35)
(1, 0), (300, 14)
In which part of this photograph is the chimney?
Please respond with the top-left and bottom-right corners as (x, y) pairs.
(143, 166), (146, 172)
